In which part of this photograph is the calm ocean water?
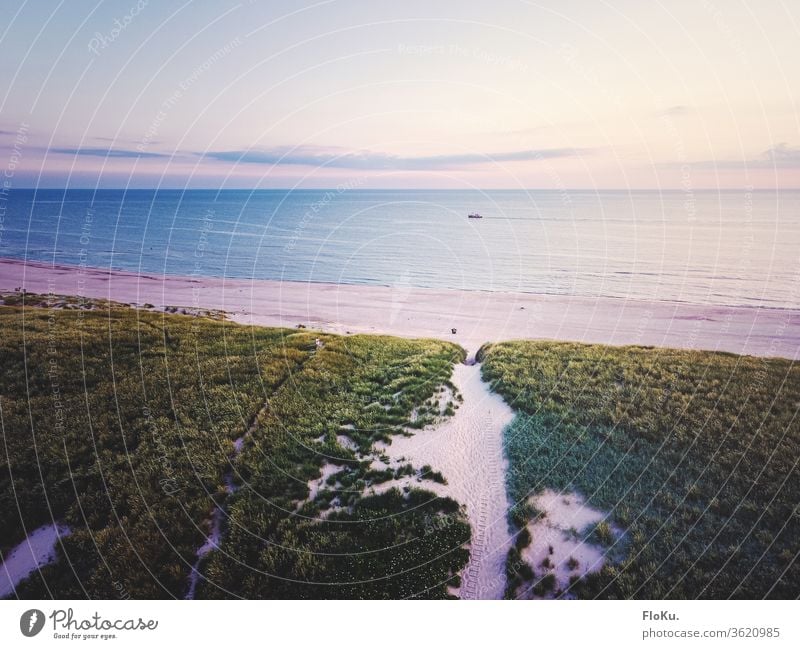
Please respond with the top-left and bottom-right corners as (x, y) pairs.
(2, 189), (799, 308)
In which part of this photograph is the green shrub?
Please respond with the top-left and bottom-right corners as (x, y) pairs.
(514, 527), (532, 550)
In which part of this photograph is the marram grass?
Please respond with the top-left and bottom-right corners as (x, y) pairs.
(0, 297), (468, 598)
(479, 341), (800, 599)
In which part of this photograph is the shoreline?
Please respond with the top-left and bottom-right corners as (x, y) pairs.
(3, 255), (798, 312)
(1, 256), (798, 360)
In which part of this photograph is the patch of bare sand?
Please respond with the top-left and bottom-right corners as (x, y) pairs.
(0, 523), (71, 599)
(305, 462), (345, 504)
(518, 490), (617, 598)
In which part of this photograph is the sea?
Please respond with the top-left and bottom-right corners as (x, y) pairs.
(1, 188), (798, 308)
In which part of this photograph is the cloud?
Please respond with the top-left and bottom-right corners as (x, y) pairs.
(202, 145), (588, 170)
(90, 136), (163, 146)
(660, 143), (800, 170)
(763, 143), (800, 167)
(50, 147), (169, 159)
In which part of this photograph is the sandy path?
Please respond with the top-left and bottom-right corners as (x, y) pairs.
(381, 361), (515, 599)
(1, 257), (799, 360)
(186, 400), (262, 598)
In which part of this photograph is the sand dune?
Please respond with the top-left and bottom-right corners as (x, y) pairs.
(4, 257), (799, 600)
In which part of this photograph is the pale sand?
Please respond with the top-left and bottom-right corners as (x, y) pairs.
(378, 362), (515, 600)
(519, 490), (613, 598)
(1, 258), (799, 359)
(305, 462), (345, 503)
(0, 523), (71, 599)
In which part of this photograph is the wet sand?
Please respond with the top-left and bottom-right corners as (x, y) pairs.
(2, 257), (798, 359)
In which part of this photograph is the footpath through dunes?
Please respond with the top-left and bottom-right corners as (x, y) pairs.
(380, 351), (515, 599)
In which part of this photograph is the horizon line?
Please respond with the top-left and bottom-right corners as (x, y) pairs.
(9, 186), (799, 192)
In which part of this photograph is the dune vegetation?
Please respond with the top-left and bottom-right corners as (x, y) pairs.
(478, 341), (800, 599)
(0, 293), (469, 599)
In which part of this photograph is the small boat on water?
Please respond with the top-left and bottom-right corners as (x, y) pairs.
(468, 212), (483, 219)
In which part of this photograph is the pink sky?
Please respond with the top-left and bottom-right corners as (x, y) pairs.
(1, 1), (798, 189)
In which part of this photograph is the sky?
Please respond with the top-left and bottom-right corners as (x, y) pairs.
(0, 0), (798, 189)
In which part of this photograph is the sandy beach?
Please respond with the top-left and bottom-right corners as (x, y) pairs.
(1, 257), (799, 360)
